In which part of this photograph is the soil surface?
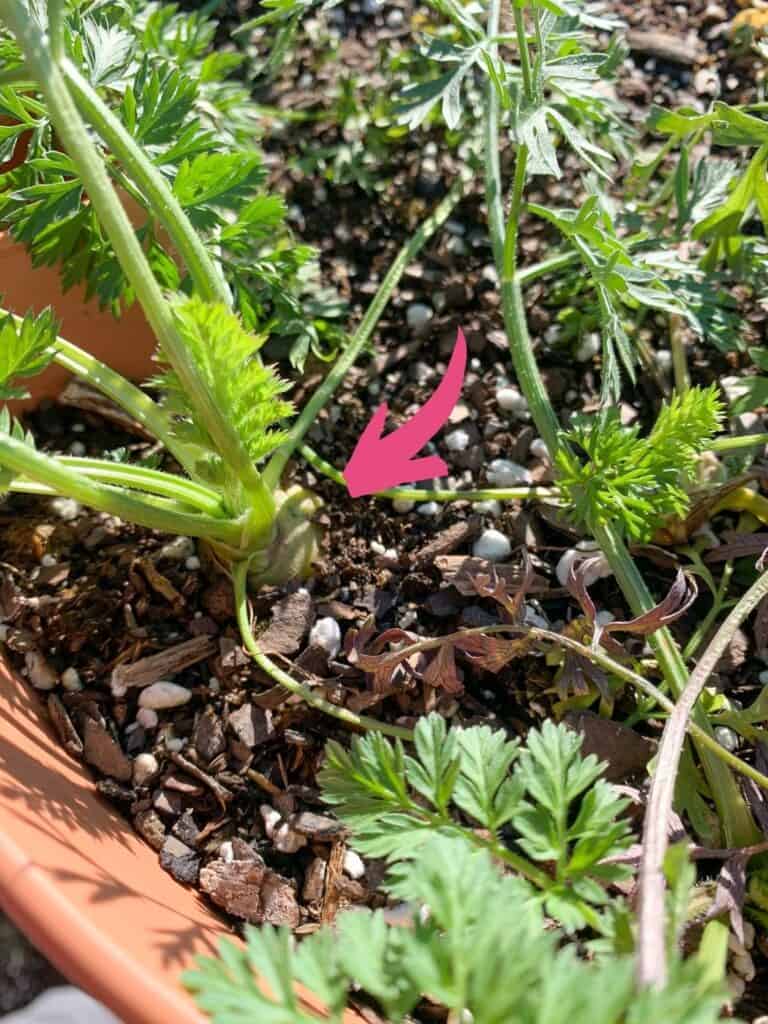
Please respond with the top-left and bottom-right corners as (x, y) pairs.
(3, 0), (768, 1019)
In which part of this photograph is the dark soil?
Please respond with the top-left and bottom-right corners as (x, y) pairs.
(3, 0), (768, 1018)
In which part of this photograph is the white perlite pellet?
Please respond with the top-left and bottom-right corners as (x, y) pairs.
(25, 650), (58, 690)
(50, 497), (81, 521)
(343, 849), (366, 880)
(529, 437), (550, 461)
(556, 542), (613, 588)
(496, 386), (528, 417)
(139, 681), (192, 709)
(158, 536), (195, 562)
(417, 502), (441, 517)
(136, 707), (159, 730)
(487, 459), (532, 487)
(133, 752), (159, 787)
(61, 667), (83, 692)
(444, 428), (471, 452)
(472, 529), (512, 563)
(406, 303), (433, 334)
(309, 617), (342, 659)
(393, 498), (415, 514)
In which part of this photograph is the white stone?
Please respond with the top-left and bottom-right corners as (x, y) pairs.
(343, 849), (366, 880)
(219, 840), (235, 863)
(309, 617), (342, 659)
(496, 386), (528, 417)
(139, 681), (192, 710)
(25, 651), (58, 690)
(595, 610), (615, 628)
(165, 737), (185, 753)
(393, 498), (415, 514)
(69, 440), (86, 457)
(556, 544), (613, 588)
(370, 540), (386, 556)
(655, 348), (672, 373)
(475, 499), (502, 517)
(260, 804), (281, 838)
(487, 459), (532, 487)
(40, 553), (57, 567)
(133, 752), (159, 787)
(444, 428), (471, 452)
(529, 438), (550, 461)
(576, 332), (601, 362)
(273, 821), (308, 854)
(472, 529), (512, 563)
(416, 502), (441, 516)
(406, 303), (434, 334)
(758, 669), (768, 686)
(136, 707), (159, 730)
(714, 726), (739, 753)
(61, 667), (83, 692)
(184, 555), (201, 571)
(158, 536), (195, 562)
(50, 497), (81, 521)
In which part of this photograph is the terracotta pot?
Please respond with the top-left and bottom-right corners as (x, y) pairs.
(0, 653), (358, 1023)
(0, 231), (158, 412)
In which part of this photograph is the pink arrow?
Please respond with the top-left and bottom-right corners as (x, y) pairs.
(343, 327), (468, 497)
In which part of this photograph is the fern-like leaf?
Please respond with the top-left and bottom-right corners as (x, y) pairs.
(0, 308), (59, 400)
(155, 296), (292, 481)
(557, 385), (724, 542)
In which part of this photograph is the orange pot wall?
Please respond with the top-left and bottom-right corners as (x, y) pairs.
(0, 663), (362, 1023)
(0, 231), (158, 411)
(0, 661), (226, 1024)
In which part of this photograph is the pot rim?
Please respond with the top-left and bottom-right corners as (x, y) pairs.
(0, 657), (350, 1024)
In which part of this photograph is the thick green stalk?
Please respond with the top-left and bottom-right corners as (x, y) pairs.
(232, 561), (413, 739)
(48, 336), (202, 476)
(710, 433), (768, 453)
(0, 433), (243, 545)
(62, 62), (231, 307)
(513, 6), (534, 101)
(264, 177), (465, 489)
(59, 458), (224, 515)
(0, 2), (268, 513)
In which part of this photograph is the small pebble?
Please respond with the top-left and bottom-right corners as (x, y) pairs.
(732, 952), (756, 983)
(759, 670), (768, 685)
(184, 555), (201, 571)
(260, 804), (281, 838)
(444, 428), (471, 452)
(393, 498), (415, 514)
(496, 386), (529, 418)
(50, 497), (81, 521)
(472, 529), (512, 563)
(273, 821), (308, 854)
(219, 840), (234, 863)
(715, 726), (739, 753)
(487, 459), (532, 487)
(61, 667), (83, 692)
(406, 303), (434, 335)
(475, 499), (501, 517)
(343, 849), (366, 880)
(556, 544), (613, 588)
(165, 737), (185, 753)
(69, 441), (87, 457)
(576, 333), (601, 362)
(136, 707), (159, 730)
(139, 681), (192, 710)
(386, 7), (404, 28)
(417, 502), (441, 517)
(133, 752), (159, 787)
(309, 617), (342, 659)
(158, 536), (195, 562)
(25, 651), (58, 690)
(40, 553), (57, 567)
(523, 604), (549, 629)
(529, 438), (549, 461)
(656, 349), (672, 374)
